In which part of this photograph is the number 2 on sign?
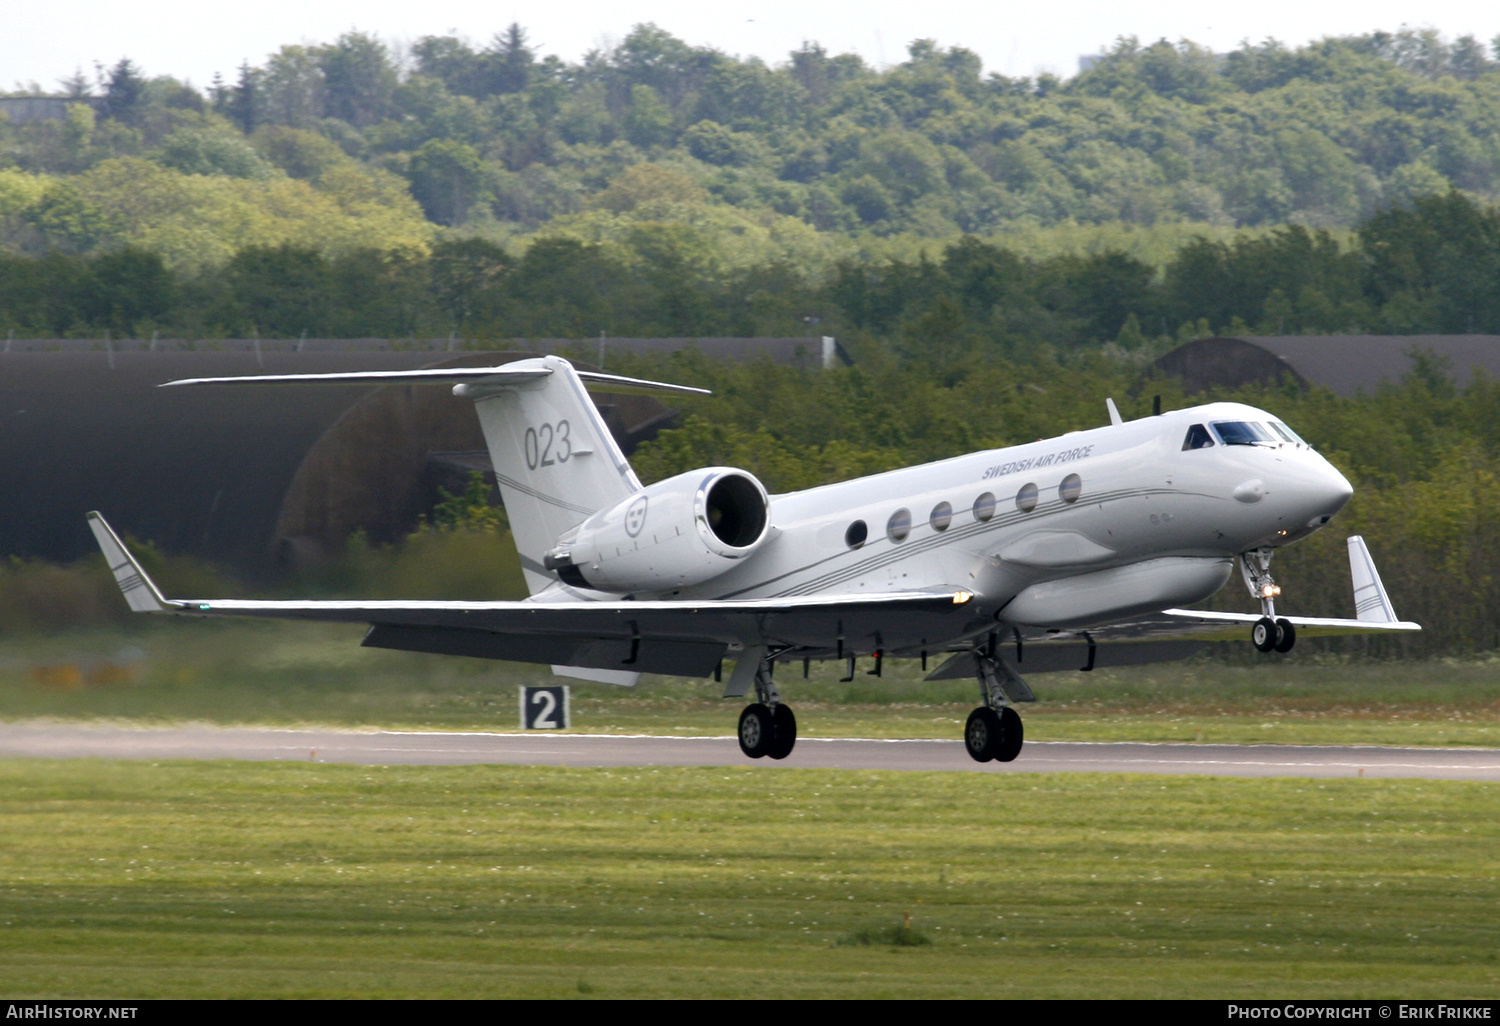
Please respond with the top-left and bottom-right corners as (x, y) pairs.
(531, 689), (559, 729)
(524, 421), (571, 469)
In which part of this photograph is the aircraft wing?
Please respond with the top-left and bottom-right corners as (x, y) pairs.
(88, 512), (980, 680)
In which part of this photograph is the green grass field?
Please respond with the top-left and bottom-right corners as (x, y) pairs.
(3, 621), (1499, 747)
(1, 759), (1498, 998)
(4, 622), (1499, 997)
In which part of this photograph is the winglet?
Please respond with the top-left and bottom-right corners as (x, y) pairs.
(1347, 535), (1398, 623)
(86, 512), (172, 613)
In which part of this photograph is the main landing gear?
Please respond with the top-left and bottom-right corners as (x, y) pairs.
(1241, 548), (1296, 654)
(964, 650), (1031, 763)
(737, 658), (796, 760)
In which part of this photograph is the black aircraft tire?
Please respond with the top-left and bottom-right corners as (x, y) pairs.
(1252, 616), (1278, 653)
(995, 707), (1024, 763)
(1274, 618), (1297, 653)
(738, 704), (774, 759)
(964, 707), (1001, 762)
(768, 704), (797, 760)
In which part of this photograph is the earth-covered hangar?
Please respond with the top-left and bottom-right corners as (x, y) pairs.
(1151, 334), (1500, 396)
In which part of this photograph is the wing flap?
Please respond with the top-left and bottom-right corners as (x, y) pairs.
(925, 638), (1207, 679)
(362, 624), (726, 677)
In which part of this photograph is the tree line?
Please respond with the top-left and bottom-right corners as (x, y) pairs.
(2, 191), (1498, 347)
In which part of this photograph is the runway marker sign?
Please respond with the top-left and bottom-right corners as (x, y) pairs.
(520, 685), (570, 730)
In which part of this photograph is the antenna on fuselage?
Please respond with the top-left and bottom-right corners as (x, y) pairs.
(1106, 397), (1123, 426)
(1153, 395), (1162, 416)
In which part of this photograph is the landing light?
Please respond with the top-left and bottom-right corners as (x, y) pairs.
(953, 590), (974, 604)
(1260, 585), (1281, 599)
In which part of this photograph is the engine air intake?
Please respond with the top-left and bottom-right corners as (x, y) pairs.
(706, 473), (767, 548)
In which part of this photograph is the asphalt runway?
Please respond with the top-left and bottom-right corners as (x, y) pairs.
(2, 722), (1499, 780)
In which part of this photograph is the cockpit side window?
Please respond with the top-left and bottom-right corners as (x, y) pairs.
(1211, 421), (1274, 446)
(1182, 423), (1215, 450)
(1269, 421), (1307, 446)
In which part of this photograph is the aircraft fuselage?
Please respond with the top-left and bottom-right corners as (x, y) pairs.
(659, 402), (1353, 642)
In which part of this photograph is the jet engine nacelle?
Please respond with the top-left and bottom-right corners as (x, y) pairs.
(543, 467), (770, 593)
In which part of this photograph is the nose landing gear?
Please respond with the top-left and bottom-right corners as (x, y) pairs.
(1242, 548), (1296, 653)
(1252, 616), (1296, 653)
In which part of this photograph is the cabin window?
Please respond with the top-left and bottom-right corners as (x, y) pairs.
(973, 492), (996, 522)
(1059, 473), (1082, 504)
(1015, 482), (1038, 512)
(929, 501), (953, 531)
(845, 520), (868, 549)
(1182, 423), (1215, 450)
(1211, 421), (1274, 446)
(887, 508), (912, 542)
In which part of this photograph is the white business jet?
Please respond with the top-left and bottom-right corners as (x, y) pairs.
(88, 356), (1418, 763)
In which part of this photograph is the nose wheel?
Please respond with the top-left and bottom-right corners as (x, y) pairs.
(1251, 616), (1296, 653)
(1243, 549), (1297, 653)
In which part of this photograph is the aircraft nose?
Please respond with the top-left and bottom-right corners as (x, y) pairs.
(1298, 459), (1353, 530)
(1320, 461), (1353, 511)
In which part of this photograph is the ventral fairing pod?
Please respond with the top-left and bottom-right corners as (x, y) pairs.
(544, 467), (770, 593)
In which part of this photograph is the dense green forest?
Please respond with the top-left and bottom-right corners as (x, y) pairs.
(5, 26), (1500, 342)
(5, 26), (1500, 262)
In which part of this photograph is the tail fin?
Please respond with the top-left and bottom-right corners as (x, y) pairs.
(454, 356), (642, 593)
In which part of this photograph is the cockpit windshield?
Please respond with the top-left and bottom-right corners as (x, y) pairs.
(1211, 421), (1276, 446)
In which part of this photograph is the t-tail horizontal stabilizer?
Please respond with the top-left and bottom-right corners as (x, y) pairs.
(158, 363), (711, 397)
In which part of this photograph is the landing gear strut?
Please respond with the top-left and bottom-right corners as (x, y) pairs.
(964, 650), (1029, 763)
(1242, 548), (1296, 653)
(736, 656), (796, 760)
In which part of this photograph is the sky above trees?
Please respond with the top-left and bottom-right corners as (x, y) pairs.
(10, 1), (1500, 94)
